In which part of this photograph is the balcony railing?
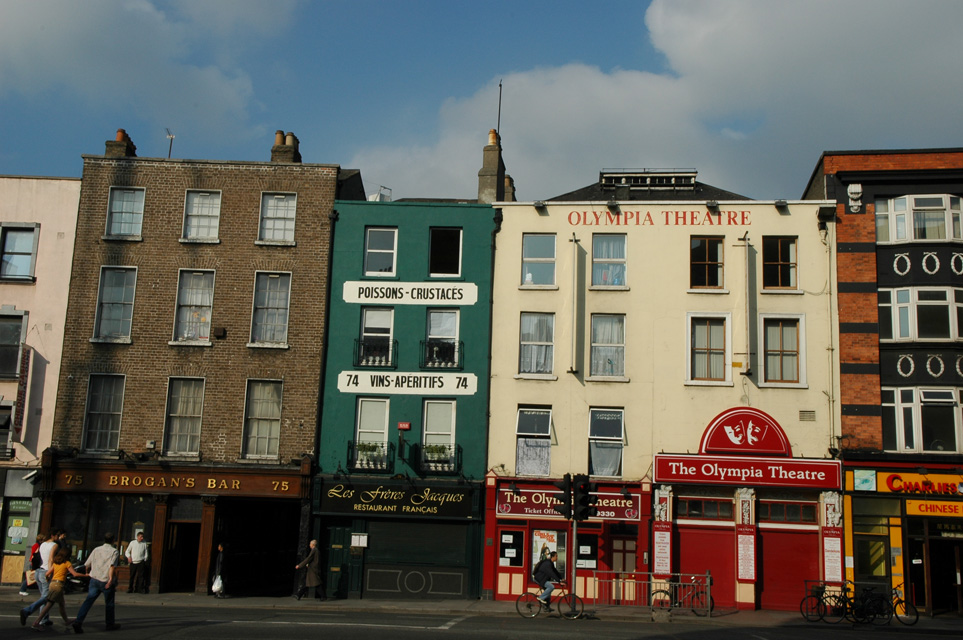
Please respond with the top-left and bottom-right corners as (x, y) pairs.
(419, 340), (463, 370)
(417, 443), (461, 474)
(354, 338), (398, 368)
(349, 440), (393, 472)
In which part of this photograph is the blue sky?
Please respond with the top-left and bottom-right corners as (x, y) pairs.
(2, 0), (963, 201)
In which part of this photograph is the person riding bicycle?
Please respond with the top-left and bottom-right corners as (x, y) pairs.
(532, 551), (563, 611)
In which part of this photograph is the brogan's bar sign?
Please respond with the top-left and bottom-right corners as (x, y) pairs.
(655, 454), (841, 489)
(320, 482), (474, 519)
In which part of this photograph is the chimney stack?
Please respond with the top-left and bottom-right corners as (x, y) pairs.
(477, 128), (506, 204)
(271, 130), (302, 163)
(105, 129), (137, 158)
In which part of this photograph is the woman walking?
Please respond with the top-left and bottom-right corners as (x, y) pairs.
(31, 547), (84, 631)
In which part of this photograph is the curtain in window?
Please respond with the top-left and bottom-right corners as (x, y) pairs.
(520, 313), (553, 373)
(253, 274), (290, 343)
(516, 437), (550, 476)
(589, 441), (622, 477)
(167, 379), (203, 454)
(765, 320), (797, 381)
(358, 399), (387, 443)
(176, 272), (214, 340)
(592, 235), (626, 285)
(913, 210), (946, 240)
(591, 315), (624, 376)
(245, 382), (281, 457)
(85, 376), (124, 451)
(424, 401), (453, 446)
(692, 319), (725, 379)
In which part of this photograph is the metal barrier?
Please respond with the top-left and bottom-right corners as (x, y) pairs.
(587, 571), (712, 616)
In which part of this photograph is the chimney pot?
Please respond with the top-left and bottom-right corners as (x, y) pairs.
(116, 129), (127, 142)
(488, 129), (498, 145)
(275, 130), (285, 146)
(285, 132), (295, 146)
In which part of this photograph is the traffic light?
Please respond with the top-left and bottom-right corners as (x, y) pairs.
(552, 473), (572, 519)
(573, 473), (598, 521)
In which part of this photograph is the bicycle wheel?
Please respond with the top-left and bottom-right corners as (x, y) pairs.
(893, 599), (918, 625)
(870, 595), (893, 625)
(800, 594), (824, 622)
(650, 589), (672, 610)
(821, 594), (847, 624)
(516, 592), (542, 618)
(689, 591), (713, 616)
(850, 598), (874, 624)
(558, 594), (584, 620)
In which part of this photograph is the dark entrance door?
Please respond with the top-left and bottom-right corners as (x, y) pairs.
(324, 524), (354, 599)
(929, 538), (963, 615)
(161, 522), (200, 592)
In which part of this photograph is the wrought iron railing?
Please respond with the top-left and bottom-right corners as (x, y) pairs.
(417, 443), (461, 474)
(354, 338), (398, 368)
(419, 339), (463, 370)
(349, 440), (394, 472)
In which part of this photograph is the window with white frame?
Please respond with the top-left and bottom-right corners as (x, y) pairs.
(762, 236), (797, 289)
(521, 234), (555, 285)
(364, 227), (397, 276)
(1, 223), (40, 280)
(882, 387), (962, 453)
(516, 407), (551, 476)
(690, 236), (724, 289)
(165, 378), (204, 455)
(355, 397), (389, 469)
(359, 307), (393, 366)
(590, 314), (625, 377)
(589, 408), (623, 477)
(251, 272), (290, 345)
(94, 267), (137, 340)
(876, 195), (962, 243)
(519, 312), (554, 374)
(687, 313), (731, 384)
(0, 314), (26, 378)
(592, 234), (626, 286)
(761, 316), (804, 385)
(425, 309), (458, 367)
(258, 193), (296, 243)
(174, 270), (214, 342)
(183, 191), (221, 240)
(429, 227), (462, 277)
(83, 374), (125, 451)
(878, 288), (963, 341)
(423, 399), (455, 468)
(106, 187), (144, 237)
(243, 380), (282, 458)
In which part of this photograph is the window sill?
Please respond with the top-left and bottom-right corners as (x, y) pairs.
(77, 451), (121, 460)
(255, 240), (296, 247)
(585, 376), (630, 383)
(519, 284), (559, 291)
(0, 276), (36, 284)
(90, 337), (132, 345)
(684, 379), (734, 387)
(102, 235), (143, 242)
(514, 373), (558, 381)
(363, 273), (398, 278)
(428, 274), (464, 280)
(588, 285), (630, 291)
(169, 340), (212, 347)
(160, 453), (200, 462)
(237, 457), (282, 464)
(758, 381), (808, 389)
(687, 288), (729, 294)
(179, 238), (221, 244)
(761, 289), (803, 295)
(247, 342), (289, 350)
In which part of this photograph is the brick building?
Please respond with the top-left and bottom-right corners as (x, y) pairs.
(804, 148), (963, 616)
(40, 129), (363, 595)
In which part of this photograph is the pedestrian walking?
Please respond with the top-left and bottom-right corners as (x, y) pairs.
(19, 533), (44, 596)
(125, 531), (150, 593)
(19, 529), (59, 627)
(212, 542), (228, 598)
(30, 546), (85, 631)
(294, 539), (324, 600)
(71, 532), (121, 633)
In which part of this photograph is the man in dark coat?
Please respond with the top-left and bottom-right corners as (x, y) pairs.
(532, 551), (563, 610)
(294, 540), (324, 600)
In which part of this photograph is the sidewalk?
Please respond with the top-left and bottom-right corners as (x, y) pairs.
(3, 586), (961, 632)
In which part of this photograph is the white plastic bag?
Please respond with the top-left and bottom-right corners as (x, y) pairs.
(212, 575), (223, 594)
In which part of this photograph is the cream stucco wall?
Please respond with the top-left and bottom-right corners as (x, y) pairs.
(488, 200), (839, 482)
(0, 176), (80, 466)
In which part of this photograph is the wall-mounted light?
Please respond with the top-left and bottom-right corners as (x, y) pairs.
(510, 482), (520, 496)
(607, 200), (620, 213)
(620, 487), (632, 499)
(774, 199), (788, 207)
(828, 447), (839, 459)
(706, 200), (719, 209)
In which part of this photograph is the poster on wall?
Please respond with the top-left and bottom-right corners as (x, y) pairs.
(652, 521), (672, 577)
(736, 524), (756, 582)
(823, 527), (843, 583)
(532, 529), (567, 576)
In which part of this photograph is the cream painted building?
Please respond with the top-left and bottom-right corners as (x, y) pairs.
(482, 169), (840, 611)
(0, 175), (80, 585)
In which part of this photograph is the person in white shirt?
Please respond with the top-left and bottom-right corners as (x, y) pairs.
(125, 532), (150, 594)
(71, 532), (120, 633)
(19, 529), (60, 627)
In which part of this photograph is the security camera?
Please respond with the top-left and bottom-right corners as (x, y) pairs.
(22, 470), (38, 481)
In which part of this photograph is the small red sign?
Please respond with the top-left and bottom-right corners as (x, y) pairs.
(397, 422), (411, 431)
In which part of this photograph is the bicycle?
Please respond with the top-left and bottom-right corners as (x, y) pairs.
(651, 575), (714, 616)
(516, 582), (584, 619)
(800, 583), (826, 622)
(820, 581), (876, 624)
(891, 582), (918, 626)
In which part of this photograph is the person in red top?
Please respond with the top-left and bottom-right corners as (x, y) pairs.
(19, 533), (44, 596)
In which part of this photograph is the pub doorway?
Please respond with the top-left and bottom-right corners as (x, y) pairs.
(161, 521), (200, 592)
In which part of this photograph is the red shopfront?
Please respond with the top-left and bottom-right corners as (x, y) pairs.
(482, 473), (650, 602)
(652, 407), (843, 611)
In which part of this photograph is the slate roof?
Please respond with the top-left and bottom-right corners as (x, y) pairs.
(547, 169), (752, 202)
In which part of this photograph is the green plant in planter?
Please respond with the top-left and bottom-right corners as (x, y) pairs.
(424, 444), (449, 461)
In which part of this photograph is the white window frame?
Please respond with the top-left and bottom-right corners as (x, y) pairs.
(164, 377), (204, 456)
(515, 407), (552, 477)
(0, 222), (40, 281)
(589, 408), (624, 478)
(364, 227), (398, 277)
(878, 287), (963, 342)
(518, 312), (554, 376)
(761, 236), (798, 290)
(423, 399), (456, 461)
(257, 192), (296, 244)
(428, 227), (463, 277)
(521, 233), (556, 286)
(0, 311), (27, 379)
(106, 187), (144, 238)
(686, 312), (732, 385)
(426, 308), (459, 367)
(359, 307), (394, 366)
(355, 397), (390, 469)
(93, 266), (137, 342)
(759, 314), (807, 387)
(182, 190), (221, 242)
(876, 194), (962, 243)
(172, 270), (215, 344)
(83, 373), (125, 452)
(588, 314), (626, 379)
(249, 271), (291, 347)
(243, 379), (282, 459)
(881, 387), (962, 454)
(591, 233), (627, 287)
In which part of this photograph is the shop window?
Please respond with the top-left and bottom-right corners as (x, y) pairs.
(258, 193), (296, 243)
(686, 313), (731, 384)
(592, 234), (626, 286)
(676, 498), (733, 520)
(590, 314), (625, 378)
(182, 190), (221, 241)
(690, 236), (723, 289)
(165, 378), (204, 455)
(521, 233), (555, 285)
(242, 380), (282, 459)
(93, 266), (137, 341)
(354, 397), (389, 470)
(499, 530), (525, 567)
(358, 307), (394, 366)
(761, 315), (805, 386)
(106, 187), (144, 238)
(878, 288), (963, 342)
(0, 313), (26, 378)
(882, 387), (961, 453)
(0, 223), (40, 281)
(250, 272), (290, 346)
(516, 407), (551, 476)
(519, 312), (554, 375)
(429, 227), (462, 277)
(83, 374), (125, 452)
(588, 408), (623, 477)
(757, 501), (817, 523)
(173, 270), (214, 343)
(364, 227), (397, 276)
(876, 194), (962, 243)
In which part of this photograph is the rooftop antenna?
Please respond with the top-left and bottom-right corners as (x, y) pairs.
(496, 79), (502, 134)
(165, 128), (175, 159)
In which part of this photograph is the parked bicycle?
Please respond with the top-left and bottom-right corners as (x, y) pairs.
(516, 581), (584, 619)
(820, 580), (882, 624)
(650, 575), (714, 616)
(891, 582), (919, 626)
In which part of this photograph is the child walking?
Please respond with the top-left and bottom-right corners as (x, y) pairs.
(31, 546), (84, 631)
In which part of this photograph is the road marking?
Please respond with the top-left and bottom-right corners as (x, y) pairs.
(213, 619), (457, 630)
(439, 615), (470, 629)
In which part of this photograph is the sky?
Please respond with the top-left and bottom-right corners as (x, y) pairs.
(1, 0), (963, 202)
